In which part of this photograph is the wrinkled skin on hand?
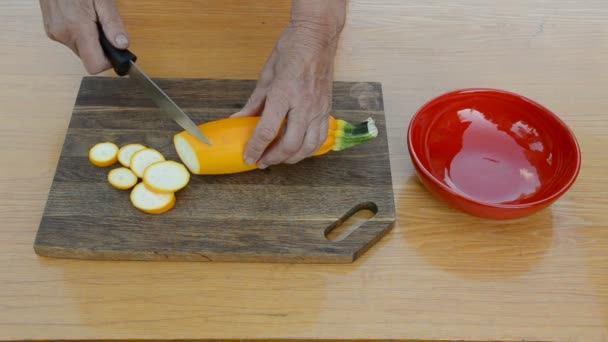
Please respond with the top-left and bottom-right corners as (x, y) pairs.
(232, 0), (347, 169)
(232, 28), (338, 168)
(39, 0), (129, 74)
(39, 0), (348, 167)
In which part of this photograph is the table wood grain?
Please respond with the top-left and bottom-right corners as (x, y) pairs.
(2, 0), (607, 341)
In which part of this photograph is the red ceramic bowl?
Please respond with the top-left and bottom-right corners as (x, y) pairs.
(407, 88), (581, 220)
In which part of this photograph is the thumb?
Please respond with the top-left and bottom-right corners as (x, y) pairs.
(94, 0), (129, 49)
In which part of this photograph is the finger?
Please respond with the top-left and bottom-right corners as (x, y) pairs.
(283, 120), (322, 164)
(94, 0), (129, 49)
(243, 95), (289, 165)
(257, 113), (308, 168)
(75, 22), (111, 74)
(231, 86), (267, 118)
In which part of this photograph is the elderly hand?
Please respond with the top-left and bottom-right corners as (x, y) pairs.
(39, 0), (129, 74)
(232, 0), (347, 169)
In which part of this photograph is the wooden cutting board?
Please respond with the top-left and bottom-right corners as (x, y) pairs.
(34, 77), (395, 263)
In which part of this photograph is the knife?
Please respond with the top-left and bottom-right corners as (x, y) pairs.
(96, 23), (211, 145)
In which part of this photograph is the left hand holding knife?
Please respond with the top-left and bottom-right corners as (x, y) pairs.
(40, 0), (210, 145)
(39, 0), (129, 75)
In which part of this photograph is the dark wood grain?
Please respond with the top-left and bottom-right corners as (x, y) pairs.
(33, 77), (395, 263)
(73, 77), (384, 112)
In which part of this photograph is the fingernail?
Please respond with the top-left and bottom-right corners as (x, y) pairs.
(245, 157), (255, 165)
(115, 34), (129, 48)
(258, 163), (267, 169)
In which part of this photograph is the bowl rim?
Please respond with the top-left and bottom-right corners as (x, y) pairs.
(407, 87), (582, 209)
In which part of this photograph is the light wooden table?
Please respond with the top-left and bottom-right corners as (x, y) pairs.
(2, 1), (607, 341)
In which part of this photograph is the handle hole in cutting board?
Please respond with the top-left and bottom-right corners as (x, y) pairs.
(325, 202), (378, 242)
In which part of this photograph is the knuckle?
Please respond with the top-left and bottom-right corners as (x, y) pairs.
(299, 93), (315, 105)
(105, 17), (124, 29)
(282, 141), (300, 155)
(246, 90), (265, 106)
(85, 63), (105, 75)
(245, 142), (265, 160)
(258, 125), (278, 142)
(318, 104), (331, 117)
(247, 143), (264, 156)
(259, 69), (274, 83)
(44, 27), (56, 40)
(245, 94), (258, 106)
(268, 88), (290, 109)
(247, 147), (264, 159)
(45, 30), (57, 41)
(46, 25), (67, 42)
(304, 141), (319, 155)
(83, 57), (110, 74)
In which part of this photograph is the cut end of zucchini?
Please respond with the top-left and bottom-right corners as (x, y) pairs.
(174, 135), (200, 174)
(143, 160), (190, 193)
(130, 148), (166, 178)
(118, 143), (147, 167)
(333, 117), (379, 151)
(366, 117), (379, 138)
(89, 142), (119, 167)
(130, 182), (176, 214)
(108, 167), (138, 190)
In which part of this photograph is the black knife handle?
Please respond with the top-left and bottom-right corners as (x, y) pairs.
(97, 22), (137, 76)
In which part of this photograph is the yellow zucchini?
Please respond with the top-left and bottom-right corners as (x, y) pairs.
(173, 115), (378, 175)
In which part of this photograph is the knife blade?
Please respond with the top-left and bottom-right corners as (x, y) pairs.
(96, 23), (211, 145)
